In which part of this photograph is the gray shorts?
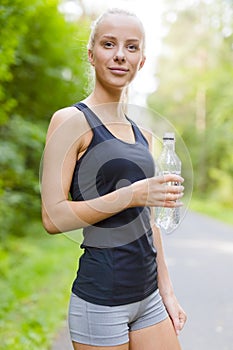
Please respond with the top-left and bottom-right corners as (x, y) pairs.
(68, 289), (168, 346)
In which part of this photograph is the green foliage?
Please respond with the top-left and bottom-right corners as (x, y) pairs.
(0, 223), (81, 349)
(8, 0), (90, 122)
(0, 1), (89, 344)
(190, 196), (233, 226)
(148, 0), (233, 208)
(0, 0), (90, 240)
(0, 0), (32, 124)
(0, 116), (45, 241)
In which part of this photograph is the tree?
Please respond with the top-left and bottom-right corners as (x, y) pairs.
(0, 0), (33, 125)
(148, 0), (233, 206)
(0, 0), (90, 241)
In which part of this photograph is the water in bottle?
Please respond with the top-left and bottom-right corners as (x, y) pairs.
(155, 132), (182, 233)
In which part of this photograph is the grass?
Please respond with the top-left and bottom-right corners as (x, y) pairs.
(0, 222), (82, 350)
(190, 197), (233, 226)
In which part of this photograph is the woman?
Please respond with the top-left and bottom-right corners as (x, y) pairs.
(41, 8), (187, 350)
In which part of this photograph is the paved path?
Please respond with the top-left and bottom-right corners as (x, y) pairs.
(51, 322), (73, 350)
(164, 211), (233, 350)
(51, 211), (233, 349)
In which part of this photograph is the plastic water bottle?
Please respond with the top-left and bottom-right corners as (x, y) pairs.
(155, 132), (182, 233)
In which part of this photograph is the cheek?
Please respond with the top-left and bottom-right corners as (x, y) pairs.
(94, 48), (112, 63)
(131, 56), (144, 70)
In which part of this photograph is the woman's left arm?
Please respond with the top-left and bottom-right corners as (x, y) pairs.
(152, 222), (187, 335)
(140, 126), (187, 335)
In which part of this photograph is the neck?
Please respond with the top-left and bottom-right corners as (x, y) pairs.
(82, 85), (128, 122)
(88, 83), (125, 104)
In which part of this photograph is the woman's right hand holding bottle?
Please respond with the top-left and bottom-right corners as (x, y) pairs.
(130, 174), (184, 208)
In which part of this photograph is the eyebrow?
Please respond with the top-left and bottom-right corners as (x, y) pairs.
(100, 34), (140, 42)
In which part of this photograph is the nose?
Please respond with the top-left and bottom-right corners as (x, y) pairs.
(113, 47), (126, 62)
(113, 54), (126, 63)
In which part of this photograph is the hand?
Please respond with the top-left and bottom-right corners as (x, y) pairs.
(131, 174), (184, 208)
(163, 294), (187, 336)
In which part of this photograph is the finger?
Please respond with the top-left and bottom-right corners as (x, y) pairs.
(179, 312), (187, 330)
(163, 186), (184, 195)
(156, 198), (183, 207)
(163, 189), (184, 201)
(163, 200), (184, 208)
(172, 316), (181, 336)
(173, 311), (187, 334)
(168, 192), (184, 201)
(161, 191), (184, 202)
(158, 174), (184, 184)
(179, 319), (186, 331)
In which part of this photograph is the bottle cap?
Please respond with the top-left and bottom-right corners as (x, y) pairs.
(163, 132), (175, 141)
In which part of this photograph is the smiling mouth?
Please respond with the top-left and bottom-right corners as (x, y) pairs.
(108, 67), (129, 76)
(109, 67), (129, 72)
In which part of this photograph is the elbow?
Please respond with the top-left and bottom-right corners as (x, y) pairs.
(41, 201), (85, 233)
(41, 209), (61, 235)
(42, 217), (60, 234)
(43, 223), (60, 235)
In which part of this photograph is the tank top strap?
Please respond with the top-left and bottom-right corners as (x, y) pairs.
(73, 102), (103, 129)
(74, 102), (149, 147)
(126, 116), (149, 147)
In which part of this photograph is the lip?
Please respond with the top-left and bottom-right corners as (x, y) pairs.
(108, 67), (129, 74)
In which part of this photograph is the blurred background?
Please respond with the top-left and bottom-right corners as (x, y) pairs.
(0, 0), (232, 349)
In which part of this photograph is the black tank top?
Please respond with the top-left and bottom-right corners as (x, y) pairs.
(70, 102), (158, 306)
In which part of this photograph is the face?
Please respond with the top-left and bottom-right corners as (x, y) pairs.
(88, 14), (146, 91)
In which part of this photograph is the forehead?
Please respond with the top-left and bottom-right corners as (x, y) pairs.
(96, 14), (144, 41)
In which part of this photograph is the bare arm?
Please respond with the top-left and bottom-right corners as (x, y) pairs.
(41, 111), (184, 234)
(152, 222), (187, 335)
(41, 107), (135, 233)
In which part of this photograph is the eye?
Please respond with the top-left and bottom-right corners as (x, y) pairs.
(103, 41), (115, 48)
(127, 44), (139, 52)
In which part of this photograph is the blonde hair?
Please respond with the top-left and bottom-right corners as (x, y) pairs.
(87, 8), (146, 53)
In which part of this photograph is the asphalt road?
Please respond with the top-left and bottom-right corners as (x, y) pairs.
(164, 210), (233, 350)
(51, 211), (233, 350)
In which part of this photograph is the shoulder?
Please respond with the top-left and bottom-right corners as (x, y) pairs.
(46, 106), (89, 141)
(49, 106), (83, 129)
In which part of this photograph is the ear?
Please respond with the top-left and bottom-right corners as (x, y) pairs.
(88, 49), (95, 66)
(139, 56), (146, 70)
